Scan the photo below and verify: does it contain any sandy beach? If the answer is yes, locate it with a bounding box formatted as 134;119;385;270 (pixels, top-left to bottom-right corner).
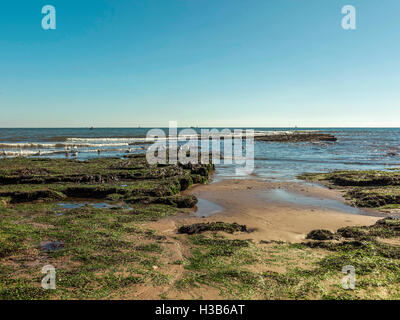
135;178;384;299
151;178;380;243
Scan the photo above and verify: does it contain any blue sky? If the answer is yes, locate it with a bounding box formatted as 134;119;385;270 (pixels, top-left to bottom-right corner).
0;0;399;127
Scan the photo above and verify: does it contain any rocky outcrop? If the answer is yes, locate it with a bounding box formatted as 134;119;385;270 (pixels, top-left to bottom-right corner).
255;132;337;143
178;222;248;235
298;170;400;209
0;157;213;206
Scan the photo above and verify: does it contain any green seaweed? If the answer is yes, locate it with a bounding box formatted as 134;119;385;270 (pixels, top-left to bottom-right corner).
298;170;400;209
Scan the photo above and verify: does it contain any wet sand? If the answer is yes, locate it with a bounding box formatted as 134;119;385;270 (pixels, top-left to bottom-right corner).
151;179;380;243
136;178;383;299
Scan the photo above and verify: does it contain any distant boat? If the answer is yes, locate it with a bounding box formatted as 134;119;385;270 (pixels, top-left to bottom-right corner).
90;126;94;130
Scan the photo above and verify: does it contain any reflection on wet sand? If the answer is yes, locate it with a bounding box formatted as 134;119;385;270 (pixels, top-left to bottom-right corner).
194;198;223;217
261;188;367;215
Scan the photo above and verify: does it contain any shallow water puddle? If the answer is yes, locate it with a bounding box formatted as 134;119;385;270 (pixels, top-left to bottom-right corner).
262;189;365;215
91;203;114;209
58;203;85;209
194;198;223;217
57;202;132;211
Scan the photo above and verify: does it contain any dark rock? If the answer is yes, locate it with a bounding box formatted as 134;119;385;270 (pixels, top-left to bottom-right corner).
348;189;400;207
174;195;198;208
63;186;117;199
191;174;208;184
128;141;153;146
259;240;286;244
337;226;367;239
178;222;248;235
127;194;198;208
179;175;193;191
40;241;64;252
255;133;337;143
0;157;213;211
375;217;400;225
10;189;66;203
306;229;335;240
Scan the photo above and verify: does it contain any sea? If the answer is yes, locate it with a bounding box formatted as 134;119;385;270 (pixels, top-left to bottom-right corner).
0;128;399;182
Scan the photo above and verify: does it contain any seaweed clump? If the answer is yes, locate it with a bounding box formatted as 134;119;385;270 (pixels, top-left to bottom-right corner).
178;222;248;235
306;229;336;241
305;217;400;243
298;170;400;210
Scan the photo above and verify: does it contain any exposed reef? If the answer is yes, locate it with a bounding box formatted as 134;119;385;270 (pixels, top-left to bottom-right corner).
0;154;216;299
304;217;400;256
255;132;337;143
298;169;400;210
0;155;214;206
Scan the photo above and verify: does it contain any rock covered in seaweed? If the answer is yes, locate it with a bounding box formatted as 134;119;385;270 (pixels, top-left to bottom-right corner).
178;222;248;235
0;156;213;206
298;170;400;210
306;229;336;240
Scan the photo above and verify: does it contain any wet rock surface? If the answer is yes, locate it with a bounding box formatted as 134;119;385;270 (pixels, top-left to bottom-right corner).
126;194;198;208
0;155;214;206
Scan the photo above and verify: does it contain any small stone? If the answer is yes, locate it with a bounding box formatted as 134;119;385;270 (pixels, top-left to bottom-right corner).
40;241;64;252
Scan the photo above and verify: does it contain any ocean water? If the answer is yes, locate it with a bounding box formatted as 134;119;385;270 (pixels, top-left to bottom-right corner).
0;128;399;181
